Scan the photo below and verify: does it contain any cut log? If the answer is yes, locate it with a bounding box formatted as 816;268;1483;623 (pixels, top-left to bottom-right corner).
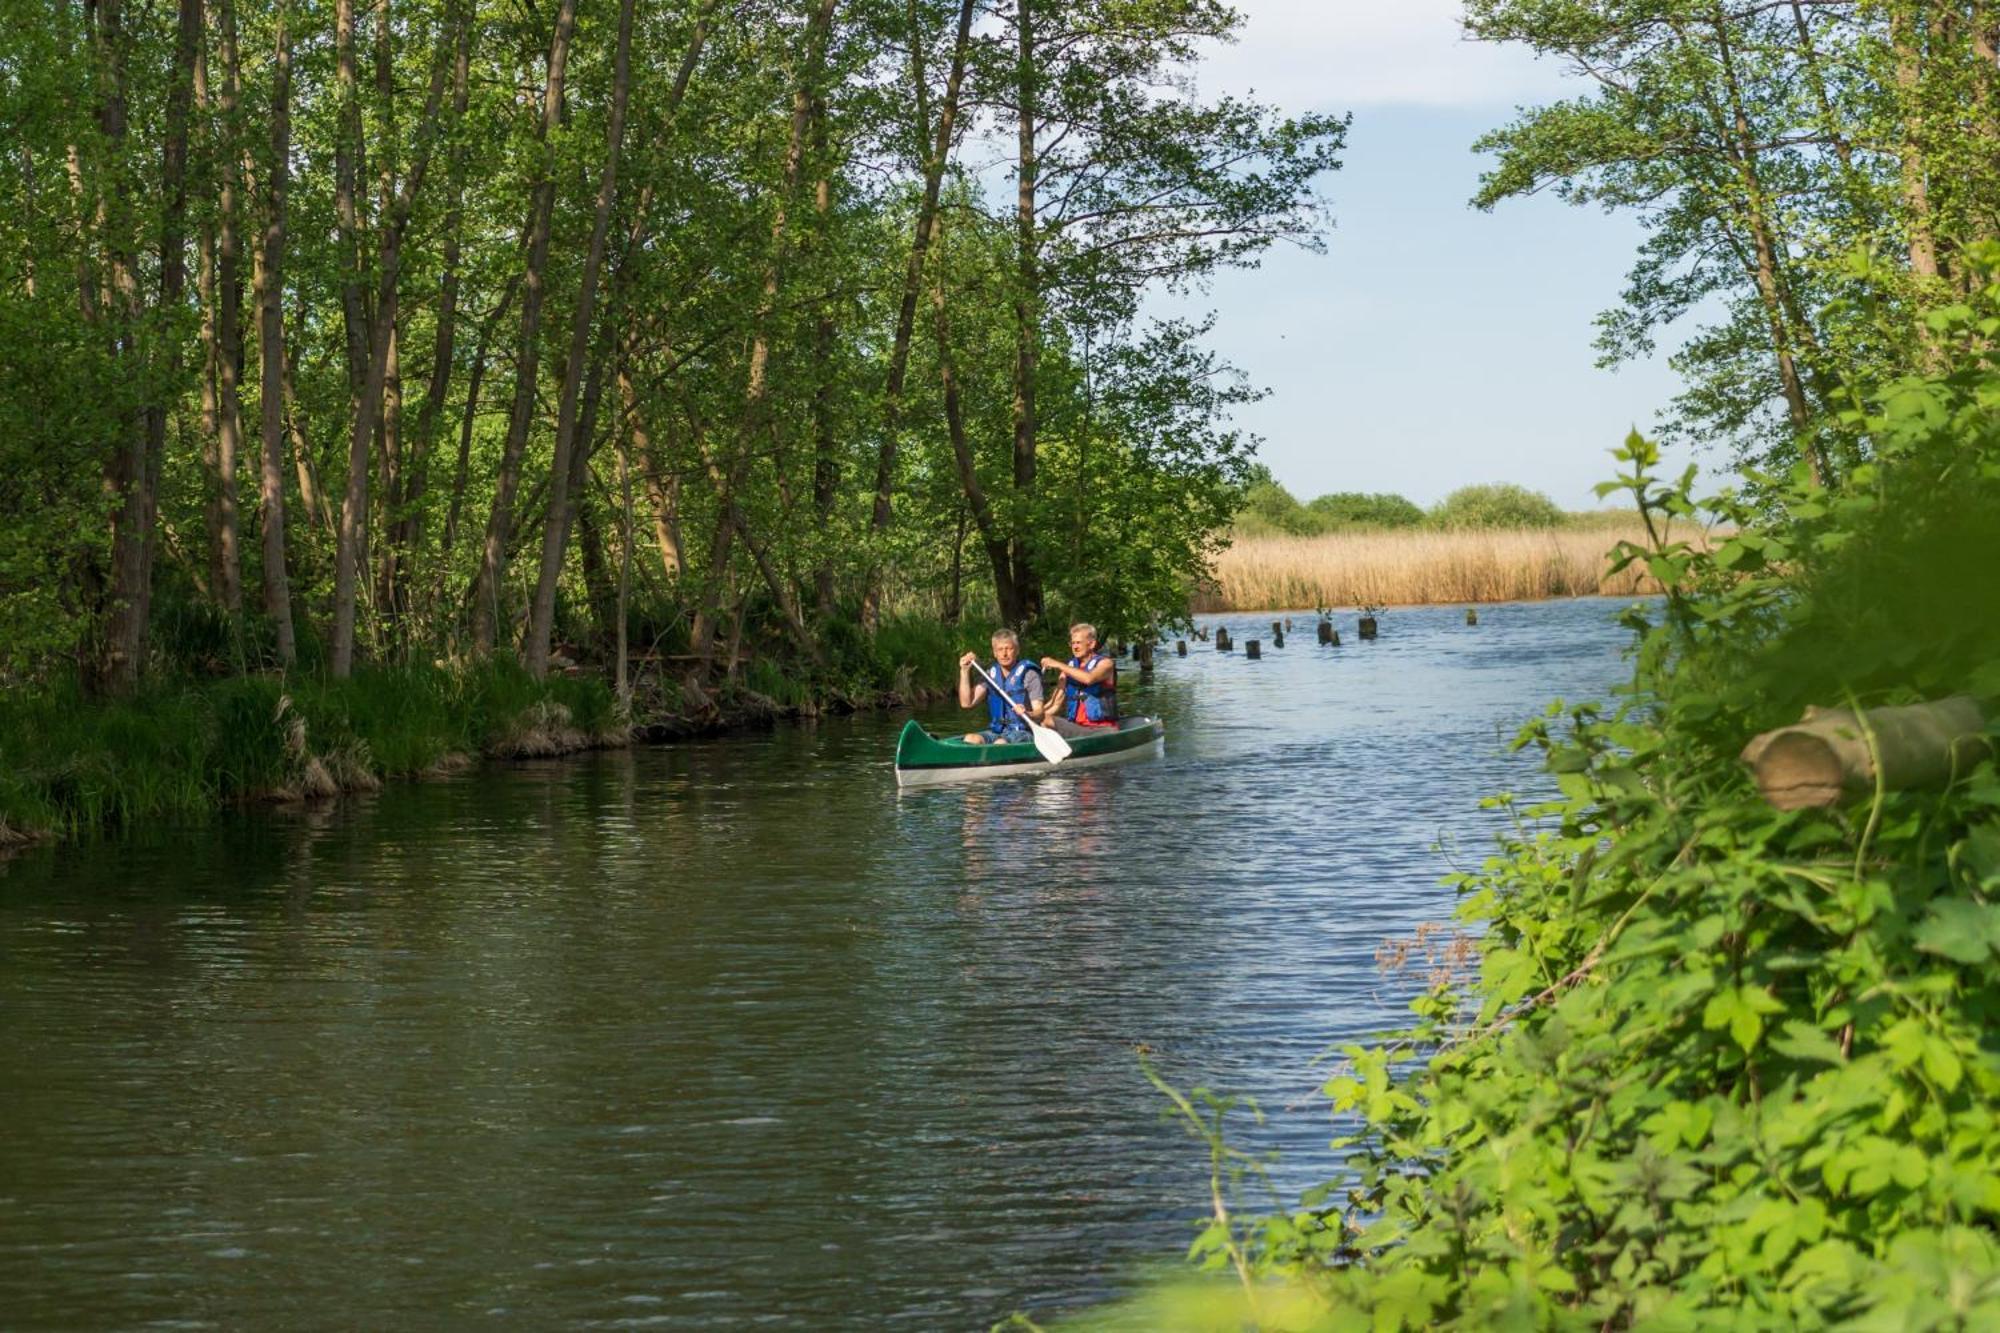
1740;696;1988;810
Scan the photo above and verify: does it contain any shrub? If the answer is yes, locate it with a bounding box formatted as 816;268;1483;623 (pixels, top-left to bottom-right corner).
1427;481;1566;529
1304;491;1423;529
1235;475;1316;536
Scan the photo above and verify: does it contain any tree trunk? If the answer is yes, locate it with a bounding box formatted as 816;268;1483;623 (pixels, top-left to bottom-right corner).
213;0;246;617
1009;0;1041;623
932;243;1016;620
281;341;334;540
523;0;637;678
615;395;635;706
621;351;682;578
809;99;837;621
256;0;296;664
333;0;368;401
471;0;578;656
1891;5;1942;282
90;0;175;695
375;319;403;618
329;14;453;677
393;10;473;636
1707;9;1824;482
1742;697;1988;810
441;274;521;566
862;0;976;629
691;0;837;665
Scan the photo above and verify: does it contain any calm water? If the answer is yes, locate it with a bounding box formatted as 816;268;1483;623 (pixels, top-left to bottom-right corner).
0;599;1639;1328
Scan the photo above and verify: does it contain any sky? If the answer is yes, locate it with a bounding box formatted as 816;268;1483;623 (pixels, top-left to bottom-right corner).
1157;2;1701;509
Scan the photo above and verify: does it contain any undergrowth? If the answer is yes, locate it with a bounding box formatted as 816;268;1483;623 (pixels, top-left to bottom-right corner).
1088;263;2000;1329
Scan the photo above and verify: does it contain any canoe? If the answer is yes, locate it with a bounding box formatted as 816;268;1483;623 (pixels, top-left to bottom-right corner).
893;715;1165;788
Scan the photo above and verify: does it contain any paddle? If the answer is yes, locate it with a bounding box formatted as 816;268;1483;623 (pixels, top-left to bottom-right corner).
972;661;1071;764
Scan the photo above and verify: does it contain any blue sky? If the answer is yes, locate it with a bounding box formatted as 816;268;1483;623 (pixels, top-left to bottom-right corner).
1158;2;1703;510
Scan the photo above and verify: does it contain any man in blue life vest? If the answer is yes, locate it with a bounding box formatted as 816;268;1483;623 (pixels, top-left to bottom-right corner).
956;628;1045;744
1036;622;1118;738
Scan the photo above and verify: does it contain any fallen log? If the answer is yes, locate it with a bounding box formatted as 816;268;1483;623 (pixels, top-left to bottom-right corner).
1740;696;1989;810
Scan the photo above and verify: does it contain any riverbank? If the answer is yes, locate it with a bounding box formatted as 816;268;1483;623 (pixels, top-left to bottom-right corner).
1194;520;1708;611
0;619;970;848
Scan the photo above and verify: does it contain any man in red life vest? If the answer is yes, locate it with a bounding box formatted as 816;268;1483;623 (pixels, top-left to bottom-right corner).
1035;622;1119;738
956;628;1045;743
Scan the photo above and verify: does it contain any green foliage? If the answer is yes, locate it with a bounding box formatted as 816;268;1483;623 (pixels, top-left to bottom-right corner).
1305;492;1424;529
1098;262;2000;1330
1427;482;1566;530
1232;470;1428;538
1234;473;1316;537
0;662;616;840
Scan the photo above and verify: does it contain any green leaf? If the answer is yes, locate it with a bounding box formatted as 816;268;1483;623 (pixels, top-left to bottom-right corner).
1913;899;2000;964
1768;1020;1844;1066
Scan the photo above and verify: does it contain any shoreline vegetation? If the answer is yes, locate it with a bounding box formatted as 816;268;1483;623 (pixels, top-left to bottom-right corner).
0;623;979;849
1196;518;1700;612
0;2;1344;848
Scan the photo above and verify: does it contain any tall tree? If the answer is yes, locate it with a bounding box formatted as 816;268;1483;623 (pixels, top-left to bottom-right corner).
523;0;639;678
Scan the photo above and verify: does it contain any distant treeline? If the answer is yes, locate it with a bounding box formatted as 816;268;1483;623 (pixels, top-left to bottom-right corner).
1233;468;1581;537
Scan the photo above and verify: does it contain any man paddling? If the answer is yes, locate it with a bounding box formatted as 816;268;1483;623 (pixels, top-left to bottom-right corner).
1037;622;1119;737
956;629;1045;744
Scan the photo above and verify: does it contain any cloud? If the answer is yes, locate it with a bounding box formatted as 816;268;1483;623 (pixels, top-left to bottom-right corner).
1192;1;1575;111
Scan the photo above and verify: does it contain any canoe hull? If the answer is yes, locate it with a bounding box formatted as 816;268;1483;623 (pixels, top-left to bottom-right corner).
893;716;1165;788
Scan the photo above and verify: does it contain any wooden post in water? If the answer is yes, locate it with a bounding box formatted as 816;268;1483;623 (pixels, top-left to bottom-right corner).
1465;608;1478;625
1316;620;1334;645
1273;629;1284;648
1244;639;1261;659
1175;639;1187;656
1137;639;1154;672
1358;616;1378;640
1271;620;1282;639
1216;628;1232;651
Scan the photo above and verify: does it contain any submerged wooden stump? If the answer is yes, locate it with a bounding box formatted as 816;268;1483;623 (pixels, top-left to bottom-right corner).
1272;620;1283;639
1137;640;1154;672
1465;608;1479;626
1740;696;1989;810
1358;616;1378;640
1175;640;1187;656
1316;620;1334;645
1273;630;1284;648
1245;639;1261;659
1216;628;1232;651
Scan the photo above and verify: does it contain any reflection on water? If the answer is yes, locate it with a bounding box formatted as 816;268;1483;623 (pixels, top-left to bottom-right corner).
0;599;1639;1327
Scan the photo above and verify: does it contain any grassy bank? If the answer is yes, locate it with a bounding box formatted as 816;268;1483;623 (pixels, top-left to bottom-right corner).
0;661;626;844
0;616;990;847
1195;518;1705;611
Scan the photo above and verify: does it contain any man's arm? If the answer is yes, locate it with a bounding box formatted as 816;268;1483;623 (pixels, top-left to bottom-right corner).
1041;654;1113;685
957;652;987;709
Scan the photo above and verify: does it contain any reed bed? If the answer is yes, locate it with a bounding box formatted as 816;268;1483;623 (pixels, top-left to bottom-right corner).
1197;521;1709;611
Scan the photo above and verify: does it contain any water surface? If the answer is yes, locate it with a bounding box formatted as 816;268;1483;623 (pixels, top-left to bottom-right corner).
0;599;1639;1327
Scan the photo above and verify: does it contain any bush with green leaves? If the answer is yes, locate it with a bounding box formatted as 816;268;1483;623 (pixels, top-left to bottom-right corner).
1305;492;1424;529
1427;482;1567;529
1098;275;2000;1331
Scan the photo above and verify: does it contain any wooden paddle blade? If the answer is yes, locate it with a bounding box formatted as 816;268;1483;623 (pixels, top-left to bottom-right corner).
1031;723;1071;764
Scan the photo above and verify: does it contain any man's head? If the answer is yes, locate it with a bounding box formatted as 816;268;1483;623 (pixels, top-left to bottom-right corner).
1068;622;1099;658
991;628;1020;667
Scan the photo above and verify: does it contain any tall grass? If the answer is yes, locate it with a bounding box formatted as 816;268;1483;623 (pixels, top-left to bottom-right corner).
1197;519;1709;611
0;661;619;843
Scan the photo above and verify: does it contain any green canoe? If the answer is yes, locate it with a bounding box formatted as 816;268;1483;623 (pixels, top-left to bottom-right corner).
893;715;1165;788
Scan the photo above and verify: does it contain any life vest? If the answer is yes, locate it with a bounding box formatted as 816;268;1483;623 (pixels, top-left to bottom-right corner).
1063;653;1118;727
985;660;1041;733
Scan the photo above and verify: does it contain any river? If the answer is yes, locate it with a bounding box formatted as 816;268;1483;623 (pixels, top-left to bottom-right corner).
0;598;1640;1328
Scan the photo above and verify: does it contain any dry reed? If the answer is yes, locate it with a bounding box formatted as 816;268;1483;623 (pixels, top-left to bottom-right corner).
1197;521;1707;611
